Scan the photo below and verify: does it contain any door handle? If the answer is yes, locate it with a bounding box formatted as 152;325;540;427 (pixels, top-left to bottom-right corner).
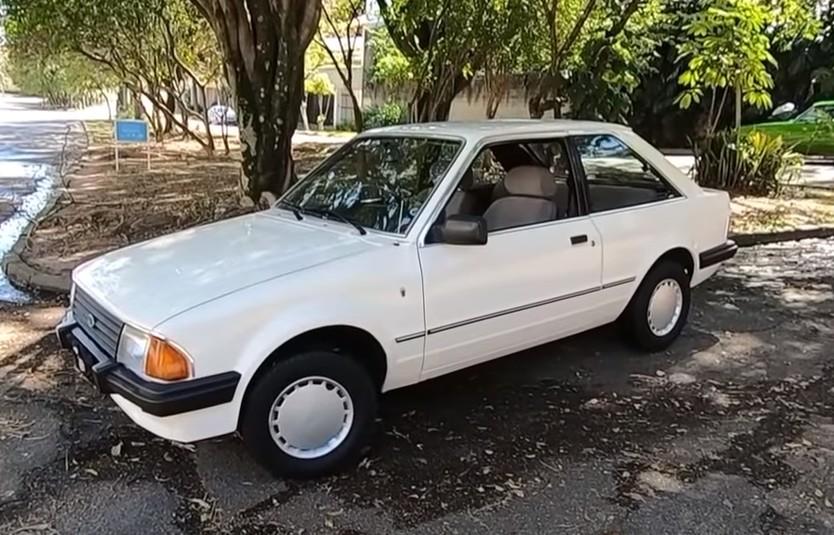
571;234;588;245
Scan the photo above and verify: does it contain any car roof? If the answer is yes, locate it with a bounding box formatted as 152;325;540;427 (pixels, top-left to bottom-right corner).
363;119;631;143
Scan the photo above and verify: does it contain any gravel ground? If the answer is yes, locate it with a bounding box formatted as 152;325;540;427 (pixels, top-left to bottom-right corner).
0;239;832;535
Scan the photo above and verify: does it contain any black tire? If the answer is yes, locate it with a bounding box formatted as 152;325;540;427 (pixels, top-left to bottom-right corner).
240;350;378;479
621;260;691;352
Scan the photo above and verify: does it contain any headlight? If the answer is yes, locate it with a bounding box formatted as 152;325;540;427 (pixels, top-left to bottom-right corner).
116;324;151;375
116;325;192;381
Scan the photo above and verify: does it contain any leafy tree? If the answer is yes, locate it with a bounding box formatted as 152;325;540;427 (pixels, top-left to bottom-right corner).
4;0;222;152
377;0;524;122
305;72;335;129
523;0;646;118
675;0;821;134
367;26;413;89
191;0;321;201
565;0;666;122
316;0;366;131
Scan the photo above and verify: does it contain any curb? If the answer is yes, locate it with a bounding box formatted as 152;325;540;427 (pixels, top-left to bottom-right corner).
731;225;834;247
2;121;89;295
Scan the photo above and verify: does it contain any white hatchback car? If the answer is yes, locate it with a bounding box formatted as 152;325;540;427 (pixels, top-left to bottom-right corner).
57;120;737;478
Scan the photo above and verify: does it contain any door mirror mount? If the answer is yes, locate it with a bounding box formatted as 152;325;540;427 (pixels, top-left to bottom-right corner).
439;215;487;245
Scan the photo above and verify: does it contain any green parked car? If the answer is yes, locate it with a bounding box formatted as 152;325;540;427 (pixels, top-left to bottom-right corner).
740;100;834;157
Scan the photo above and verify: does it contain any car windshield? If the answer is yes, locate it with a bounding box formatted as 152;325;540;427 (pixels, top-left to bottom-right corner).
795;104;834;122
281;136;462;235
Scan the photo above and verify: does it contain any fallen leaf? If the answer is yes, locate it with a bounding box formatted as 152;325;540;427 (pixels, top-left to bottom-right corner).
188;497;211;510
83;468;98;476
110;442;123;457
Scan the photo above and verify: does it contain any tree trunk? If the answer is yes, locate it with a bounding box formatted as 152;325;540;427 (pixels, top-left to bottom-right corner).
349;92;364;132
192;0;321;201
528;96;559;119
485;77;508;119
410;73;470;123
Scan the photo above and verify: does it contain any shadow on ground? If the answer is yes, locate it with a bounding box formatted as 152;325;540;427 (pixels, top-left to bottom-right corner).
0;240;833;534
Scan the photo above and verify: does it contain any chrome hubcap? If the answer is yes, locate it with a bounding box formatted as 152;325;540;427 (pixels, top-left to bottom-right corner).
268;376;354;459
647;278;683;337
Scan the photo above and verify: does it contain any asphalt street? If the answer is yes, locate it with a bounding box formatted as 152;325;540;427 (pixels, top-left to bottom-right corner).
0;238;832;534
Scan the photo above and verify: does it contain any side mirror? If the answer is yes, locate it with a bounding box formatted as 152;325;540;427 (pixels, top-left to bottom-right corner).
439;215;487;245
770;102;796;119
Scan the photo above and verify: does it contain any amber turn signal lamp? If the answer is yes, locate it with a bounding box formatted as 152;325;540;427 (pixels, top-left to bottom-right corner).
144;337;191;381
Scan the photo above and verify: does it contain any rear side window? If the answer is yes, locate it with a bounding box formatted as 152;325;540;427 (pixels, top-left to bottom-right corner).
573;134;679;213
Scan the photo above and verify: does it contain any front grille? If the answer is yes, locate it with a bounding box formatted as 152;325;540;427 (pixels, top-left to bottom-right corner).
72;289;124;358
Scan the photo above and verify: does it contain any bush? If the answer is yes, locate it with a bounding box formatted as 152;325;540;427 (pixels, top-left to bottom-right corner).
692;130;804;196
363;101;406;130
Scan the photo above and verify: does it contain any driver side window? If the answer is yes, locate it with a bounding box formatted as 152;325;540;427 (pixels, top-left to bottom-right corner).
437;137;579;235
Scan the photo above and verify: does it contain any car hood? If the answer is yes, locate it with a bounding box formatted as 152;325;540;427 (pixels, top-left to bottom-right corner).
72;212;376;329
740;120;793;131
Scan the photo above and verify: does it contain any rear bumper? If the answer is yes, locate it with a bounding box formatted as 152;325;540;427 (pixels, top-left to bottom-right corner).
699;240;738;269
56;318;240;418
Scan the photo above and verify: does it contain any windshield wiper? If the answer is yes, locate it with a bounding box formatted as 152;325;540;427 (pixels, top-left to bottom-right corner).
276;200;303;221
303;206;367;235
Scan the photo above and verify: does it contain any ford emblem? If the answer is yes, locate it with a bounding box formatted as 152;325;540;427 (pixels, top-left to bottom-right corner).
86;313;96;329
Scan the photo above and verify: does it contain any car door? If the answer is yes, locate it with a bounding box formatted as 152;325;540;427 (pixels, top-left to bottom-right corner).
570;133;687;319
417;138;603;379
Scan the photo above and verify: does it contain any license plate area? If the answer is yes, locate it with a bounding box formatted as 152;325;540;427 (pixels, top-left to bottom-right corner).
71;343;96;385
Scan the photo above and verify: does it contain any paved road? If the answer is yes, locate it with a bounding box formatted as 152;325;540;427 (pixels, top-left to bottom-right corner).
0;94;106;301
0;238;832;534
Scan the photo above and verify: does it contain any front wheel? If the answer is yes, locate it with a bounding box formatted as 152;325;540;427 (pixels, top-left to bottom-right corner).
621;261;691;352
240;350;378;479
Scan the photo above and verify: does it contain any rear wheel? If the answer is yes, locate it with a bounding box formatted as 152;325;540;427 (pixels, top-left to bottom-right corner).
621;261;691;352
240;350;378;479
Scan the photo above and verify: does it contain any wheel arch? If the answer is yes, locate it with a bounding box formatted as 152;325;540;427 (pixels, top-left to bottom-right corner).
237;325;388;427
651;247;696;282
618;245;696;320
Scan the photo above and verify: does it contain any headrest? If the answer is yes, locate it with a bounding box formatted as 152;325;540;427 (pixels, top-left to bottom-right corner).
502;166;557;198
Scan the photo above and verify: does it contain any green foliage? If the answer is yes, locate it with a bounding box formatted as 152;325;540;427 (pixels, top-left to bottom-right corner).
367;27;413;88
6;50;111;107
4;0;222;150
566;0;667;121
693;129;804;196
363;101;406;129
305;72;335;96
378;0;526;121
676;0;777;114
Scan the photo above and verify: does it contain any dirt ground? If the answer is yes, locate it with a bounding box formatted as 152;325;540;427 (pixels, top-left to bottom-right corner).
18;121;336;279
731;189;834;234
0;238;832;535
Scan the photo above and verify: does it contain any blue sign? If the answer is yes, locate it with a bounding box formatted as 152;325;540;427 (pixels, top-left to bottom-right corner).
115;120;149;143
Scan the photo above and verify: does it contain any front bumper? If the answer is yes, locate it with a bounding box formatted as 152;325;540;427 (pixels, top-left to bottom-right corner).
57;319;240;418
699;240;738;269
